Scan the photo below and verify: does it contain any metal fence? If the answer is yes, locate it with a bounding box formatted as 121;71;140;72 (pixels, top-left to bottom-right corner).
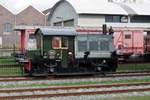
117;63;150;72
0;64;24;76
0;49;20;57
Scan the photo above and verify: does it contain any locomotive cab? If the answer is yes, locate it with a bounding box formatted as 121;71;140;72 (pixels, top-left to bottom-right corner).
28;28;77;76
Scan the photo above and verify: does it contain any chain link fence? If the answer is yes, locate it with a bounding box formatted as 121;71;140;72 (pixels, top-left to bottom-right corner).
0;64;24;76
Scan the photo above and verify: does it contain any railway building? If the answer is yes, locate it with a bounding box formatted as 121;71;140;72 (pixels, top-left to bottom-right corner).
0;4;47;56
48;0;150;28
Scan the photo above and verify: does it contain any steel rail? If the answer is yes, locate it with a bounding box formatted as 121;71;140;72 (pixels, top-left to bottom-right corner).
0;82;150;93
1;86;150;100
0;71;150;82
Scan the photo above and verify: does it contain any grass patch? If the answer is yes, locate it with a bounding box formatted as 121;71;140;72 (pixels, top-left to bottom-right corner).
0;57;17;64
117;63;150;72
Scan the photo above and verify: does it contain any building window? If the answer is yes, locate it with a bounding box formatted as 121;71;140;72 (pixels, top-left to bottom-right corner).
105;15;128;23
130;15;150;23
3;23;12;33
27;34;37;50
120;16;128;23
33;23;42;26
64;19;74;26
54;19;74;27
53;22;62;26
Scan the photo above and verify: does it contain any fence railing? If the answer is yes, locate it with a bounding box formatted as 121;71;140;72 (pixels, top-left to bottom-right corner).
0;49;21;57
117;63;150;72
0;64;24;76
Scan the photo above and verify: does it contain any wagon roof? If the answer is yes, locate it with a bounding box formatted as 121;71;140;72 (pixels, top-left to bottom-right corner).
35;27;78;36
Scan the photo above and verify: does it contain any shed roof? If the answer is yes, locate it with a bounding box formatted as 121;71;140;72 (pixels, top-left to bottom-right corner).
53;0;128;15
52;0;150;16
119;3;150;15
35;28;77;36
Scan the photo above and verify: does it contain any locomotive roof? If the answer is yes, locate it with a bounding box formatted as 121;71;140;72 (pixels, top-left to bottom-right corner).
35;28;77;36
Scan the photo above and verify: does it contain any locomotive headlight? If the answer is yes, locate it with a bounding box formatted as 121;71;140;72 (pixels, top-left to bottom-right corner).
68;52;72;55
50;68;54;72
97;67;101;71
102;59;106;64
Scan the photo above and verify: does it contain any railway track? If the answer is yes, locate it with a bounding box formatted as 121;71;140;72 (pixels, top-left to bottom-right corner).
107;71;150;77
1;82;150;99
0;71;149;82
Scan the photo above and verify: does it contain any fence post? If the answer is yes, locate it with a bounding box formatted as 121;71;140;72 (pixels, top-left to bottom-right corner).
20;63;24;76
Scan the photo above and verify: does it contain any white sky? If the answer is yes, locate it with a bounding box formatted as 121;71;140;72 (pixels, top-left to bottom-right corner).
0;0;149;14
0;0;59;14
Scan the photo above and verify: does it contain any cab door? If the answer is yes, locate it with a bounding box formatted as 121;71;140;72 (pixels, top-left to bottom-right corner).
61;37;69;67
52;36;74;68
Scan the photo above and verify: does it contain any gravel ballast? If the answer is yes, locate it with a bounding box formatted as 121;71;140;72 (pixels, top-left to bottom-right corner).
22;91;150;100
0;76;150;88
0;85;150;97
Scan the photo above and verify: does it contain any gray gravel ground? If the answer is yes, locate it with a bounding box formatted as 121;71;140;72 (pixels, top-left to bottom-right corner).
21;91;150;100
0;76;149;99
0;76;150;88
0;85;150;97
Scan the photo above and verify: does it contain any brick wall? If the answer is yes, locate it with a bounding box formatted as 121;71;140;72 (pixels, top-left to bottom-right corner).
16;6;46;26
0;5;15;48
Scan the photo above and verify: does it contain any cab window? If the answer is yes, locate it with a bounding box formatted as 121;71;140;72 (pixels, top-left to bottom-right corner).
52;37;61;49
89;41;98;51
61;37;68;48
78;41;87;52
100;40;109;51
52;37;68;49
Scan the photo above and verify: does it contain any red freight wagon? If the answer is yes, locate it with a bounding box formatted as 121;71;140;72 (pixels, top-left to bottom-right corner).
114;30;144;57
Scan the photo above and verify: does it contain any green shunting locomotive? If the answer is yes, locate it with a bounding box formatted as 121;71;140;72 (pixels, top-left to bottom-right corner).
23;27;118;76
